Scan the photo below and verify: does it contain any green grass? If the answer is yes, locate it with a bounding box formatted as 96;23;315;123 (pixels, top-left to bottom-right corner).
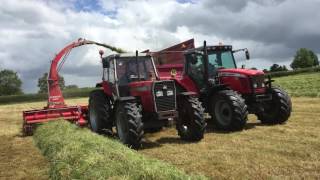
1;97;320;179
33;120;206;180
140;97;320;179
274;72;320;97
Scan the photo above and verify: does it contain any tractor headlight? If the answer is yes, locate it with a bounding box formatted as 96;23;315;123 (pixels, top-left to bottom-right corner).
253;83;258;88
156;91;163;97
167;90;174;96
261;83;265;88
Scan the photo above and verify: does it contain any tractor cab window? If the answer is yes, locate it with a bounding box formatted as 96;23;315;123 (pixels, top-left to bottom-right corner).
108;60;115;83
186;54;206;88
116;56;155;85
208;51;236;71
116;56;156;96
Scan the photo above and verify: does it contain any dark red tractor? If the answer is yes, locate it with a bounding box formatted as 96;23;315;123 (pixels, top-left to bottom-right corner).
154;39;292;130
154;40;248;131
89;51;206;148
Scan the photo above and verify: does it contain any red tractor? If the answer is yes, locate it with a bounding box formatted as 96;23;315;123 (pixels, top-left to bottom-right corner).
155;39;292;130
89;51;206;148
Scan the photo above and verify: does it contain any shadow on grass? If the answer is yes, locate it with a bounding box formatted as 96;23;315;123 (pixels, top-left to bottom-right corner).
141;140;162;149
205;121;267;134
141;137;193;150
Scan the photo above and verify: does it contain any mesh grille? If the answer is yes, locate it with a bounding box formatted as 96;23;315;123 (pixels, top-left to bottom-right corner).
153;81;176;112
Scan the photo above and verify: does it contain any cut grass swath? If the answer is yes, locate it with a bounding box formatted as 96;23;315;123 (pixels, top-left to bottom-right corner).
33;120;206;180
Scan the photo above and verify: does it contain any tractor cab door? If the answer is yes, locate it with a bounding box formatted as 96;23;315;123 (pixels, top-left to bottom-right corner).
185;53;206;89
108;60;117;95
116;60;131;97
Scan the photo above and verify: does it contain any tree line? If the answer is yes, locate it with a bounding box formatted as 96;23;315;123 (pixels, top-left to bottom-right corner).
0;71;78;96
263;48;319;73
0;48;319;96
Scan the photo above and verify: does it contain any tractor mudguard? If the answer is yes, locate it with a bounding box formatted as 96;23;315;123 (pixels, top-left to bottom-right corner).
96;83;102;88
208;84;230;96
178;91;197;96
102;81;112;97
118;96;136;102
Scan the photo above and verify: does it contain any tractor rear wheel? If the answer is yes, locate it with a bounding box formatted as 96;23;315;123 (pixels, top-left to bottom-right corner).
176;96;206;141
257;87;292;124
88;90;112;134
115;102;143;149
210;90;248;131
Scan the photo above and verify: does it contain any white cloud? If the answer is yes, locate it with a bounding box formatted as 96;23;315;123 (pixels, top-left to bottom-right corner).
0;0;319;93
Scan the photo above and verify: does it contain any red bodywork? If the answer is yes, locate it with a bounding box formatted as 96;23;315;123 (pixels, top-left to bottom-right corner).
129;81;155;112
154;39;199;93
154;39;267;95
219;68;266;94
22;38;120;134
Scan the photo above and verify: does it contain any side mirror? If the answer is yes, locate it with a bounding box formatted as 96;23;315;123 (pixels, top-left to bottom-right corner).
245;49;250;60
102;57;110;68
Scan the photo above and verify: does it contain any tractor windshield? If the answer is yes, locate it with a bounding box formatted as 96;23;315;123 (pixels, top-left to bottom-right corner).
208;50;236;69
116;56;156;86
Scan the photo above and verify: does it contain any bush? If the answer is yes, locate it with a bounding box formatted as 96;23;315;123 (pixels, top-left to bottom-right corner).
33;121;206;180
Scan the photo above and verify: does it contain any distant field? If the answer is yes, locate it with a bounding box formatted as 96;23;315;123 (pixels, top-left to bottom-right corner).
0;71;319;105
274;72;320;97
1;97;320;179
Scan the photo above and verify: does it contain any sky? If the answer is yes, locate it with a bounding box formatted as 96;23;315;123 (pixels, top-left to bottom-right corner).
0;0;319;93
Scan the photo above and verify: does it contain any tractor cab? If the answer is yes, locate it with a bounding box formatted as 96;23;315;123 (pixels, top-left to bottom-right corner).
184;42;269;97
101;52;158;97
183;44;239;90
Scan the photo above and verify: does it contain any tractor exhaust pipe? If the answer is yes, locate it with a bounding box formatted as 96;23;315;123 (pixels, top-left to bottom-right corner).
136;50;140;81
203;41;209;84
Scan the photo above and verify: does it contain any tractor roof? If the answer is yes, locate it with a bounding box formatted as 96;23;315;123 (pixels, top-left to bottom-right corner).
106;52;151;59
185;45;233;54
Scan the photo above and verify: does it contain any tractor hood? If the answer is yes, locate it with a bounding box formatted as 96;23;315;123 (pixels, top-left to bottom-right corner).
218;68;265;76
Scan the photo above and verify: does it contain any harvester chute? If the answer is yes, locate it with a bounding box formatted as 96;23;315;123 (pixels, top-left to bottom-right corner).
22;38;125;135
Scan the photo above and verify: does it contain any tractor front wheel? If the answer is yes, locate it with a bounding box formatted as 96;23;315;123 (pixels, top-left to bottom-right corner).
257;87;292;124
176;96;206;141
115;102;144;149
210;90;248;131
88;90;111;134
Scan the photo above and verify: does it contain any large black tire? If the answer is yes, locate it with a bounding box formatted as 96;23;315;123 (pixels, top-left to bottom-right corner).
115;102;144;149
210;90;248;131
88;90;111;134
176;96;206;141
257;87;292;124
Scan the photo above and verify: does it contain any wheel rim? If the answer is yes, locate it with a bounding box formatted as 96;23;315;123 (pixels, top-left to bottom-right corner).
116;108;128;142
89;105;98;132
179;103;191;134
181;125;188;133
214;100;232;126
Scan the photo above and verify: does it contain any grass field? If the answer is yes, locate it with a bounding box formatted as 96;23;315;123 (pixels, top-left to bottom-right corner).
274;72;320;97
1;97;320;179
